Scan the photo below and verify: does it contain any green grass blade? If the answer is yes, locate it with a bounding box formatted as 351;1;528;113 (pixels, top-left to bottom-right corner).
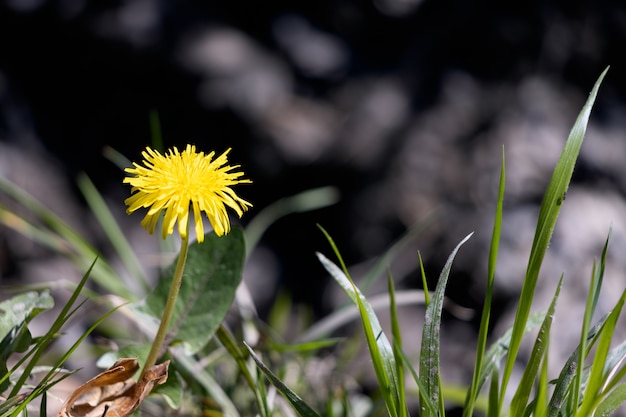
388;274;408;417
499;67;608;409
547;312;610;417
534;341;550;417
463;147;505;417
245;343;322;417
478;311;545;398
77;173;148;290
9;258;97;397
509;277;562;417
419;250;430;305
396;341;438;415
0;177;132;299
317;226;403;416
572;230;611;410
575;289;626;417
595;383;626;417
216;325;269;417
420;233;473;417
487;369;500;417
316;249;401;416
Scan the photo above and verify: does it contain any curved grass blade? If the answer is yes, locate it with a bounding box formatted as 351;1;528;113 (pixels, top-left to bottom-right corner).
419;232;473;417
317;224;407;416
316;248;402;416
499;67;609;410
245;343;322;417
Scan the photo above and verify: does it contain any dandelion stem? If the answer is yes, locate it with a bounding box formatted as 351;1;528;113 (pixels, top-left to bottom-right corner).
141;233;190;378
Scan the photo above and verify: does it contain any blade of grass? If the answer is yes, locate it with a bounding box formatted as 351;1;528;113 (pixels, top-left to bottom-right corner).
245;343;322;417
0;178;132;299
509;277;562;417
420;232;473;417
478;311;546;398
463;147;505;417
595;383;626;417
575;289;626;417
388;274;408;417
547;311;610;417
419;251;430;306
534;341;550;417
77;173;148;290
396;341;438;415
216;325;270;417
573;230;611;410
316;226;402;417
499;67;608;411
9;258;97;397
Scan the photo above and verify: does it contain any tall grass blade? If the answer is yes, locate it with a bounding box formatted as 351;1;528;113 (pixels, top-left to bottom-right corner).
477;311;545;397
463;147;505;417
317;226;403;416
595;383;626;417
419;232;473;417
77;173;148;290
509;277;562;417
499;67;608;409
388;275;408;417
534;342;550;417
572;231;611;410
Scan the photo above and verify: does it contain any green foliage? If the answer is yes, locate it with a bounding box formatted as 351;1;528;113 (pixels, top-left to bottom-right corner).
3;66;626;417
141;227;245;354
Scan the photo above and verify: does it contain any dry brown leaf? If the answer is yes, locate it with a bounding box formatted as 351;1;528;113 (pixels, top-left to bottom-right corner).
55;358;169;417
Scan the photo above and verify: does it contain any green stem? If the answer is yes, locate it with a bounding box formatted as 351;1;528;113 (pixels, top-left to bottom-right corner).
140;233;190;379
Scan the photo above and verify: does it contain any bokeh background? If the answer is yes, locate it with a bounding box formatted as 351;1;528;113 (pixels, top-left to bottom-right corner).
2;0;626;408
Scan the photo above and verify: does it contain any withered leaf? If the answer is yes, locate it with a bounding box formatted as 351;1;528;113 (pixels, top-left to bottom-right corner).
55;358;169;417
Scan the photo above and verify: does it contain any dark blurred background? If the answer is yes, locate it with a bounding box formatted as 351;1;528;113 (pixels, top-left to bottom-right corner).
2;0;626;394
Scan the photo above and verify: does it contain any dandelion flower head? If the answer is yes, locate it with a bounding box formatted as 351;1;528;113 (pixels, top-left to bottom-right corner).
124;145;251;242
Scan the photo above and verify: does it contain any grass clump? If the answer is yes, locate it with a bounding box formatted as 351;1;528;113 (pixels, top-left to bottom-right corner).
1;67;625;417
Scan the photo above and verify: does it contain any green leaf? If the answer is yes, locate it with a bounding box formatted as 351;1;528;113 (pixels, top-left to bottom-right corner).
509;277;562;417
499;67;608;408
141;227;246;354
596;383;626;417
420;233;473;417
316;250;401;417
547;312;609;417
464;147;505;417
246;343;322;417
0;292;53;341
575;290;626;417
479;311;546;396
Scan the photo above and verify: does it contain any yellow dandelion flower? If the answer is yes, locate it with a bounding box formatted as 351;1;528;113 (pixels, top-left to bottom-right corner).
124;145;251;242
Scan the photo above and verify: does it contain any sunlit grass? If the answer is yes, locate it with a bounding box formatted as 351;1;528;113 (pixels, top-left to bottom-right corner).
1;67;625;417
